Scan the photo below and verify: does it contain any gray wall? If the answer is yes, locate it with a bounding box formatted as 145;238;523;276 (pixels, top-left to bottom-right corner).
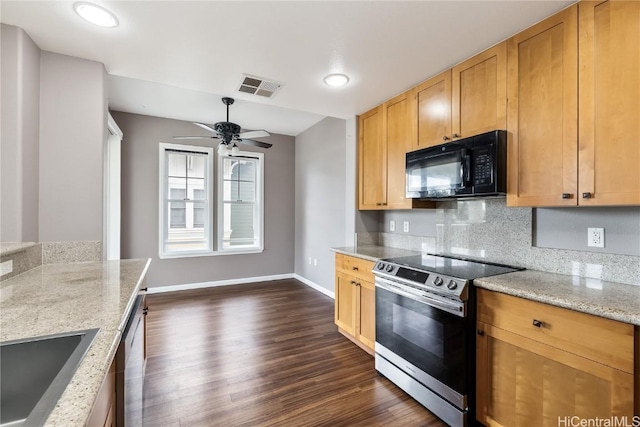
535;207;640;256
39;52;107;242
379;204;640;257
113;112;295;287
1;24;40;242
294;117;348;293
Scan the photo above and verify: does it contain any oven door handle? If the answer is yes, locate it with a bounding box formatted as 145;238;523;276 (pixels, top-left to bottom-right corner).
375;278;465;317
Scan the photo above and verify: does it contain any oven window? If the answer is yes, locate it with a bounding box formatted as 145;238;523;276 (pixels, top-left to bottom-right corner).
376;286;469;395
392;304;444;358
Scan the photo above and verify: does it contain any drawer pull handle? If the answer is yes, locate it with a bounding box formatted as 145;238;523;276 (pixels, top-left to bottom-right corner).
561;193;572;199
452;133;461;138
143;307;149;315
477;330;484;336
352;266;359;271
532;319;543;328
582;192;592;199
350;280;357;285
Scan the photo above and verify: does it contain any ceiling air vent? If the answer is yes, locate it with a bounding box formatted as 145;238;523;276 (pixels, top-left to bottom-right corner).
238;74;283;98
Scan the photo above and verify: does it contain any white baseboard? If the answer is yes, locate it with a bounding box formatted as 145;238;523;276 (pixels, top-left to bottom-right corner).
293;274;335;299
147;273;294;294
147;273;335;299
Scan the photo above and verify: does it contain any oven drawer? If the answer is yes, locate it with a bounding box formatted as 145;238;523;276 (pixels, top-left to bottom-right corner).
335;253;375;282
477;289;634;373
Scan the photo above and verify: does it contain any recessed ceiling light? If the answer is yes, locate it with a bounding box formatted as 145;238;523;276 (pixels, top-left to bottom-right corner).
73;2;119;28
323;73;350;87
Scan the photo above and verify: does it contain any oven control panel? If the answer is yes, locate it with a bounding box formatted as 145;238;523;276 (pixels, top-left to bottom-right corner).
373;260;468;300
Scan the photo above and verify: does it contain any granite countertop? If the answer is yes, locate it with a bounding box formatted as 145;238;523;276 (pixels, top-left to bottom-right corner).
474;269;640;326
330;245;421;262
1;241;37;257
0;258;151;426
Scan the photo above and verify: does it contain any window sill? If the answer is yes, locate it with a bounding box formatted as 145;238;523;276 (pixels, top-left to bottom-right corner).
159;248;264;259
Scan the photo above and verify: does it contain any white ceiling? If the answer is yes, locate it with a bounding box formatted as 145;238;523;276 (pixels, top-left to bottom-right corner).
1;1;574;136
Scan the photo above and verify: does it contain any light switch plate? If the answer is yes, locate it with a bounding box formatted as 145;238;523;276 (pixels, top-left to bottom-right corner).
1;259;13;276
389;220;396;232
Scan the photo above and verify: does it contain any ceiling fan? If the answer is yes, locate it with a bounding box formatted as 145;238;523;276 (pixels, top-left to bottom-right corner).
173;97;272;155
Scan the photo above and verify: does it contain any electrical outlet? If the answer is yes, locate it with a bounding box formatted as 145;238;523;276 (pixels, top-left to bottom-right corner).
308;257;312;265
588;227;605;248
1;260;13;276
403;221;409;233
313;258;318;266
389;220;396;232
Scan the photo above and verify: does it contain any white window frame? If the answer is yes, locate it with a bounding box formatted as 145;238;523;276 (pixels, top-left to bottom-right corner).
217;151;264;254
158;143;214;259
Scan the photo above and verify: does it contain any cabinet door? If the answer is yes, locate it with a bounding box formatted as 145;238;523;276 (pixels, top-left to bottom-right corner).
506;5;578;207
416;70;452;149
579;0;640;205
452;42;507;140
385;90;415;209
476;322;634;427
358;105;386;209
355;279;375;351
335;271;357;336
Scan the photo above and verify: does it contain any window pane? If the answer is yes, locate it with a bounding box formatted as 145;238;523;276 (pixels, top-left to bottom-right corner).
169;201;186;229
189;179;206;200
188;155;205;178
168;153;187;177
193;202;205;228
221;202;255;248
239;182;255;202
237;160;255;182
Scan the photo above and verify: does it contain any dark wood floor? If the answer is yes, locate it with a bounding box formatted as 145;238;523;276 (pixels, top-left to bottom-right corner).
143;279;447;426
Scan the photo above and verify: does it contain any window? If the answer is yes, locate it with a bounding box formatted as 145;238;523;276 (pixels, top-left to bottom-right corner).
217;151;264;252
159;143;213;258
159;144;263;258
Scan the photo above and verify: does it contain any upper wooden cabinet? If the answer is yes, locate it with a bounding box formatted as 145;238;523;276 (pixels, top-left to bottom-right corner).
578;0;640;205
358;91;433;210
507;5;578;207
358;105;386;209
451;42;507;140
416;70;452;149
508;1;640;207
415;43;506;150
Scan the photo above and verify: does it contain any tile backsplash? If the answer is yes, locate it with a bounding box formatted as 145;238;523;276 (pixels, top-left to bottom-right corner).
364;199;640;286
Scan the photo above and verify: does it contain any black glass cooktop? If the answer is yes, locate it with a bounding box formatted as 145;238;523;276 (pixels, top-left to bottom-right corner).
382;254;523;281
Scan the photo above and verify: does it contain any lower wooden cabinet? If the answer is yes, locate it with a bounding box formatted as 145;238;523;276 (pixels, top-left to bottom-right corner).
87;358;116;427
476;289;635;426
335;254;376;353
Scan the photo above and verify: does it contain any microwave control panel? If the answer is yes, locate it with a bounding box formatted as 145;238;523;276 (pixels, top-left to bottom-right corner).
473;148;494;186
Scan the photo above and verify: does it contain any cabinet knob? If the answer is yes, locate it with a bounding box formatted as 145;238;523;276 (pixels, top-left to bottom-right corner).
352;266;359;271
561;193;572;199
532;319;543;328
582;192;592;199
442;136;450;141
141;287;148;292
376;203;382;206
477;330;485;336
452;133;461;138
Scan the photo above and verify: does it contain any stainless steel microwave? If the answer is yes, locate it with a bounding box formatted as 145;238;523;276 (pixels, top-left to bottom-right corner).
406;130;507;200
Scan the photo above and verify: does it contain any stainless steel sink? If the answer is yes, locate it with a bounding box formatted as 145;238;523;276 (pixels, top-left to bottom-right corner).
0;329;99;427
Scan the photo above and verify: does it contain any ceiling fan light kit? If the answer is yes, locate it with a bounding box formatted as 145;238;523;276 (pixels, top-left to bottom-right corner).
174;97;273;154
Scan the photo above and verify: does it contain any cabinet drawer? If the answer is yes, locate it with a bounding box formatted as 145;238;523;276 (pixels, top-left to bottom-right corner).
335;253;375;282
477;289;634;373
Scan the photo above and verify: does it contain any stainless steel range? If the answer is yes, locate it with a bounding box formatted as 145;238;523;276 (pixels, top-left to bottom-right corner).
372;254;522;427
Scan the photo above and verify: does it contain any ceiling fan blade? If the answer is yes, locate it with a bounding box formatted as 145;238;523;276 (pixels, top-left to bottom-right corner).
173;136;219;140
239;130;270;139
237;138;272;149
193;122;217;133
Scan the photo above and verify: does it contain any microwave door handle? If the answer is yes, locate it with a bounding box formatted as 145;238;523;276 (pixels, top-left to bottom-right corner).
463;152;472;186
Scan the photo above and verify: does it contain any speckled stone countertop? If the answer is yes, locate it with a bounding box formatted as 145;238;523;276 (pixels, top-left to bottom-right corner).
1;241;37;256
330;245;421;262
0;259;151;426
474;270;640;326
